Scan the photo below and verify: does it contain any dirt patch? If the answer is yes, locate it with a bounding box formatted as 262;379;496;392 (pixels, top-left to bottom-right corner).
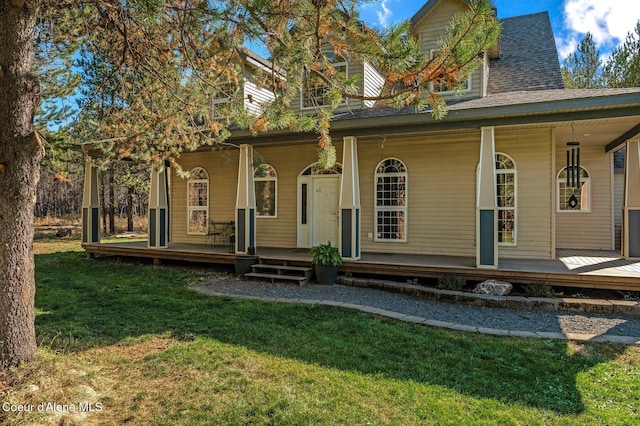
107;338;178;361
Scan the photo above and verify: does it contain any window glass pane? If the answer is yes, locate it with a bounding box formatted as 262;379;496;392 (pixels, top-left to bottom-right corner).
495;154;516;245
255;164;276;178
375;158;407;241
255;180;276;217
302;62;346;108
376;210;406;240
301;183;307;224
191;168;208;180
558;166;590;211
188;182;208;207
189;210;207;234
188;167;209;234
498;210;514;243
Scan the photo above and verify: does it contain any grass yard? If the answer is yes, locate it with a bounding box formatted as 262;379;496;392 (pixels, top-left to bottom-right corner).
0;240;638;425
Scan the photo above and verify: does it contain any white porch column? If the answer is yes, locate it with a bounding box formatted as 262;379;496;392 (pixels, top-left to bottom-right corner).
622;140;640;258
339;136;361;260
148;161;169;249
476;127;498;268
235;144;256;254
81;156;100;245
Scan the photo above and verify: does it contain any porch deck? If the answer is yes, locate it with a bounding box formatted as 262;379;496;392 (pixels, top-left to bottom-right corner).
82;241;640;291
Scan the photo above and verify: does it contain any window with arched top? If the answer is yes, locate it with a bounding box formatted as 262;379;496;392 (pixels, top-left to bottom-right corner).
495;153;517;245
557;166;591;212
187;167;209;234
254;164;277;217
375;158;407;242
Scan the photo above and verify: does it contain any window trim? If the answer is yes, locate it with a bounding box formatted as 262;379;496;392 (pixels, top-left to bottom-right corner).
429;50;472;94
374;157;408;243
300;58;349;110
254;163;278;218
495;152;517;246
187;167;209;235
556;166;592;213
211;82;240;119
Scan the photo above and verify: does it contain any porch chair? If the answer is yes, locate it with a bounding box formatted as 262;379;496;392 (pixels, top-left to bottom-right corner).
205;220;223;247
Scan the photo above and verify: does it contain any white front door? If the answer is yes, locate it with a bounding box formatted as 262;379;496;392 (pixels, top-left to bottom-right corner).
312;177;340;246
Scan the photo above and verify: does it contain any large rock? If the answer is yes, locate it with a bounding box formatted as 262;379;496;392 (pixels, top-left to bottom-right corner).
56;227;72;238
473;280;513;296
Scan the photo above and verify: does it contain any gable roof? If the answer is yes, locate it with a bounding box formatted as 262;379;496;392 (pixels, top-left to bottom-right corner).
488;12;564;94
410;0;471;27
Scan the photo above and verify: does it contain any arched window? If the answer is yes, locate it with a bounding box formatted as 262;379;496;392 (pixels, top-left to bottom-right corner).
187;167;209;234
557;166;591;212
496;153;517;245
254;164;277;217
375;158;407;241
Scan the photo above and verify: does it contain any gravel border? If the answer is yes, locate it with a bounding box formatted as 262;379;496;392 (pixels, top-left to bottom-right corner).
191;273;640;344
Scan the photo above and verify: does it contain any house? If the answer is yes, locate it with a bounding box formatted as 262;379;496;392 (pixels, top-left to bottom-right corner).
82;0;640;288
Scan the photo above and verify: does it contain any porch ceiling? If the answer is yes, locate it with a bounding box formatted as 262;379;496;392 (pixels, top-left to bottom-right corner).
500;116;640;150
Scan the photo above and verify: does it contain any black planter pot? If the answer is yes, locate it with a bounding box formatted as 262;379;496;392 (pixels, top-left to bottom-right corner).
235;255;258;276
314;264;338;285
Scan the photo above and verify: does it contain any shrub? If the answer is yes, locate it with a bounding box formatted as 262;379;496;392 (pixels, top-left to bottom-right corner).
522;282;554;298
437;275;466;291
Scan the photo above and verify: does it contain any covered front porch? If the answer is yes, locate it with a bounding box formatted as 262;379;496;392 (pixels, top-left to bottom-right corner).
82;241;640;291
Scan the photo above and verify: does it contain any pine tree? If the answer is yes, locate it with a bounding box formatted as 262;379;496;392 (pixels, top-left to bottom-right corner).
0;0;500;369
562;32;602;89
603;21;640;88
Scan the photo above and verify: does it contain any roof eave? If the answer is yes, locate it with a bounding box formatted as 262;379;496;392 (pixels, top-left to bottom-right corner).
226;93;640;145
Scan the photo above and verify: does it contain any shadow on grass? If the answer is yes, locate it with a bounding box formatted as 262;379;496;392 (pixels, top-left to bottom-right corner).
35;251;628;415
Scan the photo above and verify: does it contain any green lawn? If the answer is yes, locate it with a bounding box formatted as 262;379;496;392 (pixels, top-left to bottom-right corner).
1;240;639;425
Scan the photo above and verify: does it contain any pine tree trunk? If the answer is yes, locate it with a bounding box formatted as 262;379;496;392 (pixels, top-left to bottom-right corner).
127;186;134;232
101;174;107;234
108;169;115;234
0;0;42;370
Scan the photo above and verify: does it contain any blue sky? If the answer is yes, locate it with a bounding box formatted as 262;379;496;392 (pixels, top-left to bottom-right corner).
358;0;640;62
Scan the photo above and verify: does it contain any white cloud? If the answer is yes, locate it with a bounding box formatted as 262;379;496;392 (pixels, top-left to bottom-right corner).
562;0;640;55
377;0;393;28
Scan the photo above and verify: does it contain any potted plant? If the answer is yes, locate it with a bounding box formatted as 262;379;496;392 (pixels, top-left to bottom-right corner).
310;241;342;284
226;227;235;244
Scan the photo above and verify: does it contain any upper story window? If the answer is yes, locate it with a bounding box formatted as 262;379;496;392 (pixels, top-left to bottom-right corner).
187;167;209;234
496;153;517;245
254;164;277;218
430;50;471;94
375;158;407;242
211;82;239;119
557;166;591;212
301;54;348;110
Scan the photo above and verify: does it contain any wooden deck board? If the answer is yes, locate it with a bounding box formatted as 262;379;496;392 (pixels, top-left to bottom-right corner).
83;242;640;291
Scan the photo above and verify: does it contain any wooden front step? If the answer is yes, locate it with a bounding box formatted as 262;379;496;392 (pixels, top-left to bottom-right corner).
245;263;313;285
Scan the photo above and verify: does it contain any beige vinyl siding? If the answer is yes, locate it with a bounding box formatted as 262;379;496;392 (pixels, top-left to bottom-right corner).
555;145;614;250
170;152;238;245
170;142;340;248
243;68;275;117
254;143;342;248
413;0;483;100
495;128;553;259
359;133;479;257
363;62;384;108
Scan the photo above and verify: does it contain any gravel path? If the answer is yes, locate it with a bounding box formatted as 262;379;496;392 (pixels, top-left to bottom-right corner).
192;273;640;341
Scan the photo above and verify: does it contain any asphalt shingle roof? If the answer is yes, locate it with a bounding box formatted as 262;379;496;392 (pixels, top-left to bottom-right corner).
488;12;565;94
333;88;640;122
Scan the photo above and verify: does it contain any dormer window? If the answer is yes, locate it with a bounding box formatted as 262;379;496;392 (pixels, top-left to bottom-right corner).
429;50;471;94
301;54;348;110
211;82;238;119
